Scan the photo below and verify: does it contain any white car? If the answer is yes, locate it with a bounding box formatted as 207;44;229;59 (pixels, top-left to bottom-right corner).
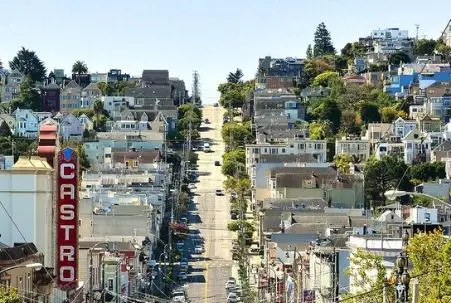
194;245;204;254
227;292;238;303
171;290;186;302
188;183;196;190
178;271;187;280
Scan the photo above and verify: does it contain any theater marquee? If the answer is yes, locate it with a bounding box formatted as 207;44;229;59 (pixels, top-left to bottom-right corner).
56;147;79;289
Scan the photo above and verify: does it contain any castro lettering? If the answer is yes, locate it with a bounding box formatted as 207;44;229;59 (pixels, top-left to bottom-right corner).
56;149;79;289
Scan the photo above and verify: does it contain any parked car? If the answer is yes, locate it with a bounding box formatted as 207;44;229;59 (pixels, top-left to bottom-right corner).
180;217;188;225
214;160;221;166
176;242;184;253
180;258;189;270
215;189;225;196
213;103;219;107
188;183;196;190
249;244;261;255
194;245;204;254
227;292;238;303
204;118;210;124
171;290;187;302
178;270;188;280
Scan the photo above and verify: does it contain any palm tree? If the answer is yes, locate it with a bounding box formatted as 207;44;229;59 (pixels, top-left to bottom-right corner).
72;61;88;75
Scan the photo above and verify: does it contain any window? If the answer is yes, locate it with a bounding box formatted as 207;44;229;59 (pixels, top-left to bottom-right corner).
281;148;286;153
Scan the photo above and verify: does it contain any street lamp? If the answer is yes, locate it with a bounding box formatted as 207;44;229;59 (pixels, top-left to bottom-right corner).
384;190;451;207
393;230;410;303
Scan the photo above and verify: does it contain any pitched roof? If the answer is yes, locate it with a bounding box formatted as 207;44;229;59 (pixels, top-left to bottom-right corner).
43;82;60;90
259;154;317;164
124;86;171;98
62;80;81;93
83;82;101;91
267;166;336;178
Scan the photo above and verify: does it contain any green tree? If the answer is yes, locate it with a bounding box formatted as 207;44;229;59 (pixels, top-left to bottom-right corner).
340;110;360;135
308;121;332;140
309;98;341;132
13;76;41;111
388;51;411;65
313;22;336;57
0;120;12;137
407;230;451;303
334;153;353;174
364;155;411;209
224;177;251;196
343;249;390;303
114;80;138;96
93;98;104;115
360;102;381;124
0;286;22;303
414;39;438;56
311;71;339;87
227;68;244;84
306;44;313;59
341;42;365;60
304;58;333;83
222;149;246;177
97;81;114;96
221;122;253;150
436;41;451;62
9;47;47;82
72;60;88;75
380;106;405;123
409;161;446;182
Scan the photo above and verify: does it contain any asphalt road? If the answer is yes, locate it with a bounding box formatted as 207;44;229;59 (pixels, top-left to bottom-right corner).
186;106;235;303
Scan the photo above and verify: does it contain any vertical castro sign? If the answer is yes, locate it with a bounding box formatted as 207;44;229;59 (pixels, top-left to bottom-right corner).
56;147;79;289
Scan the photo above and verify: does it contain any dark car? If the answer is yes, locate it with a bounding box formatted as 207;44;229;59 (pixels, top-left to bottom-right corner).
213;103;219;107
215;160;221;166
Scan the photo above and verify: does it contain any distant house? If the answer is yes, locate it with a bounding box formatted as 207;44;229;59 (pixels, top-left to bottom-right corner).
13;109;39;138
335;137;371;162
40;81;61;112
1;70;24;102
60;80;82;113
81;82;102;108
60;113;83;141
431;140;451;163
78;114;93;131
0;114;16;134
265;166;365;208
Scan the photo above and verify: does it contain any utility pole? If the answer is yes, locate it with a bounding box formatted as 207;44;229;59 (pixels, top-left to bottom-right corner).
415;24;420;41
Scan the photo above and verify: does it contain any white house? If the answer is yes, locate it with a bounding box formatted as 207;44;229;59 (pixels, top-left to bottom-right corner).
403;129;431;164
13;108;39;138
245;138;327;169
103;96;135;117
60;113;83;141
335;137;371;162
78;114;93;131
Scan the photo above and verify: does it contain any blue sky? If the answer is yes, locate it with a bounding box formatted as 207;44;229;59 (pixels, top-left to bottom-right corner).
1;0;450;104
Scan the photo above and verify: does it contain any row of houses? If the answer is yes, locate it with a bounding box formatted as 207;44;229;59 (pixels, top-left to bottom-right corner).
0;68;187;113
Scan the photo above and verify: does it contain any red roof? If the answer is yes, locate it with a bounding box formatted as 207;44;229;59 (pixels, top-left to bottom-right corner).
40;124;57;132
39;133;57;140
37;146;56;154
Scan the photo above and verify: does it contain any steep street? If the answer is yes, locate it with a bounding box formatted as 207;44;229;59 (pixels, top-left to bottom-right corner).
186;105;235;302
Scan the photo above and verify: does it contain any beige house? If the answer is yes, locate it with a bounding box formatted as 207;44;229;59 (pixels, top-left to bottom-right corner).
266;167;365;208
335;137;371;162
81;82;102;108
363;123;392;149
60;80;82;112
0;242;54;301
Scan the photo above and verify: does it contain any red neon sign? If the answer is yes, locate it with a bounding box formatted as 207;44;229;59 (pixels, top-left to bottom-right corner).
56;147;79;289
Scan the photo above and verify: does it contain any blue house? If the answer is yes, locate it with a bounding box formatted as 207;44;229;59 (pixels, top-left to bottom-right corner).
12;109;39;138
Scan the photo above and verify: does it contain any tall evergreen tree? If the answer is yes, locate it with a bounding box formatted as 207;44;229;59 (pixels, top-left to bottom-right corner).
313;22;336;57
9;47;47;82
306;44;313;59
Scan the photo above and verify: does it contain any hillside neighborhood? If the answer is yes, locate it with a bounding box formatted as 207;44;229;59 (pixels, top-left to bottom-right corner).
0;17;451;303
